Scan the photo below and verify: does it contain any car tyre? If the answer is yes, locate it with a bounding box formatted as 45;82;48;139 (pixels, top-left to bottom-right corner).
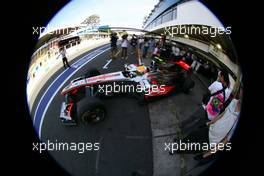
77;97;106;124
182;77;195;94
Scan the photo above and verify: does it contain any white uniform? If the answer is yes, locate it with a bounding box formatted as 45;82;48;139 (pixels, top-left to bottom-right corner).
121;39;128;48
209;99;239;144
208;81;231;101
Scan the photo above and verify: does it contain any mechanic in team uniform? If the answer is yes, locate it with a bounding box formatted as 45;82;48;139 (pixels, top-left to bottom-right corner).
110;32;118;59
130;34;138;55
121;31;129;59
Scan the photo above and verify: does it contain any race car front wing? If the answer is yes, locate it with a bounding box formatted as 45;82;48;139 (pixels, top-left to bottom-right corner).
59;102;76;125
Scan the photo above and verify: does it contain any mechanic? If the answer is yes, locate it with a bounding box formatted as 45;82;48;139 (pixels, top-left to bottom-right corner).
160;35;166;47
152;42;160;58
142;37;149;59
138;36;144;50
110;32;118;59
184;52;193;65
148;37;156;58
130;34;138;55
190;56;202;73
121;31;129;60
172;45;180;57
199;61;218;81
179;47;187;57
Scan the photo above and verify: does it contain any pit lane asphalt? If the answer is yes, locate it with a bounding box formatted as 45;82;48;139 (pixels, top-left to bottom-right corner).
30;44;153;176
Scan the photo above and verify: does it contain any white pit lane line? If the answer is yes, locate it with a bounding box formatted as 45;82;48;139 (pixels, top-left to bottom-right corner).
103;59;112;69
36;46;110;138
32;50;97;124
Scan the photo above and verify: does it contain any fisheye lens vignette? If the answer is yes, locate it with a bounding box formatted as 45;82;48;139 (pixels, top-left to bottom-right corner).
27;0;243;175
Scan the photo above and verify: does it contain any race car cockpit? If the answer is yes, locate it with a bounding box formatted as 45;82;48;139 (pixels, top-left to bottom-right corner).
122;70;138;78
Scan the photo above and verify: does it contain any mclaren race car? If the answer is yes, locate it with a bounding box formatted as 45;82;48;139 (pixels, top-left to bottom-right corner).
59;61;195;125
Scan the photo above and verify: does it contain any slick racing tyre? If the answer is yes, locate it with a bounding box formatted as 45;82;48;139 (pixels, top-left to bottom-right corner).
77;97;106;124
182;77;195;94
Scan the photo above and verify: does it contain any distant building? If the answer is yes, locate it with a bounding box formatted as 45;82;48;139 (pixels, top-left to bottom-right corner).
143;0;239;78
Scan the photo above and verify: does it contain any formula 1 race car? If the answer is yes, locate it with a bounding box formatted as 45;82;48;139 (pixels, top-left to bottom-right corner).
59;61;195;125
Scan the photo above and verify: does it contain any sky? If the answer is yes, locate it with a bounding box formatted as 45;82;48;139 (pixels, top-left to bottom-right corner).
40;0;159;37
